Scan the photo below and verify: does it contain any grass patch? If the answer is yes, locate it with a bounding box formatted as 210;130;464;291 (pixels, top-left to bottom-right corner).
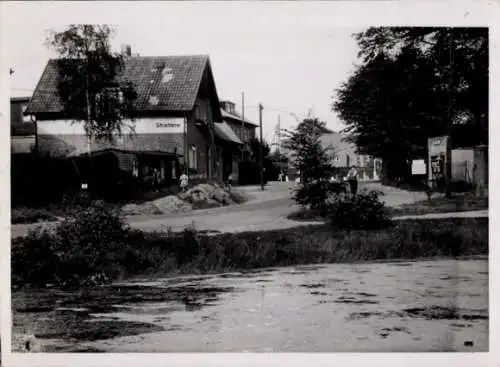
287;207;325;222
288;195;488;221
387;195;488;217
11;207;61;224
12;217;488;288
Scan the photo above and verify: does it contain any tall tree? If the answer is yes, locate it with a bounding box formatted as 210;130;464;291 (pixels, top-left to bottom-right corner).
282;117;334;209
334;27;488;180
248;137;270;164
46;25;137;142
353;27;488;145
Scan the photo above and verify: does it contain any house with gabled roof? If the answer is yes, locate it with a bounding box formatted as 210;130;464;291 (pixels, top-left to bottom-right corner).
11;97;36;154
216;100;258;182
320;132;382;181
25;47;235;190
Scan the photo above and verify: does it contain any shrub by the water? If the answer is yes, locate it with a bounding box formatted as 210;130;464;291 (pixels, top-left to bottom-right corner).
325;190;392;230
12;208;487;287
12;201;129;287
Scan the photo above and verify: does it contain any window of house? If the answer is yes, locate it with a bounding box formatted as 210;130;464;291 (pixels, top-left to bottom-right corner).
189;145;198;170
195;100;211;123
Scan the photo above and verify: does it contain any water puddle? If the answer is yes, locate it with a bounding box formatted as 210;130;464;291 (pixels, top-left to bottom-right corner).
310;291;329;296
347;311;383;320
347;306;488;321
334;297;380;305
403;306;488;320
13;259;489;353
388;262;413;267
13;282;236;345
299;283;325;289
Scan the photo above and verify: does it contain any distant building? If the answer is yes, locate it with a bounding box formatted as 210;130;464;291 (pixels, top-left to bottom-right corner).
10;97;36;154
319;132;381;181
220;101;257;148
217;100;258;182
25;48;233;187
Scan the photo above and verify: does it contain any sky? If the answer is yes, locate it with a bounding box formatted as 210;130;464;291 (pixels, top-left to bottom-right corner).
4;2;363;144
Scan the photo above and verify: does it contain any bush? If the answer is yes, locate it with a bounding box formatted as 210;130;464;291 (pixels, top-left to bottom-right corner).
293;180;331;210
12;217;488;287
12;201;130;287
325;190;392;230
11;227;60;286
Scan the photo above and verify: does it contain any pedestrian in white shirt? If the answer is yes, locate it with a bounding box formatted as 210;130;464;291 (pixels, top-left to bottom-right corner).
179;173;189;192
346;166;358;196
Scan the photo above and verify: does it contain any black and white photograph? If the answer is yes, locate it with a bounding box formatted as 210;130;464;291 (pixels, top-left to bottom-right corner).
0;1;495;365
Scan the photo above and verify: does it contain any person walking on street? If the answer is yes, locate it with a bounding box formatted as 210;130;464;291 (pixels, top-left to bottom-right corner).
346;166;358;196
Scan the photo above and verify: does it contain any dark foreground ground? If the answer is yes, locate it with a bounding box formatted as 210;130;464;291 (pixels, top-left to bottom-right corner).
12;257;488;353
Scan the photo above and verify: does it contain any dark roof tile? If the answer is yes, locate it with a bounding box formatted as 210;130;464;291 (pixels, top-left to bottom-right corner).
26;55;210;115
221;108;258;126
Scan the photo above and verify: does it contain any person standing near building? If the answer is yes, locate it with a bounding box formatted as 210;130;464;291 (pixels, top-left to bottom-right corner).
179;173;189;192
152;168;161;192
346;166;358;196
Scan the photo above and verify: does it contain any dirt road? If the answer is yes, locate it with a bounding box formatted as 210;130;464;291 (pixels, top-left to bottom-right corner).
10;182;433;238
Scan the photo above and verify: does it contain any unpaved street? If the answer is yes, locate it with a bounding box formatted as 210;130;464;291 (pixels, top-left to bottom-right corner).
10;182;431;238
12;257;488;352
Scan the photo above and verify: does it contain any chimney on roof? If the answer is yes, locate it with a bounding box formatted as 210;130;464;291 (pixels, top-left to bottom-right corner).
121;44;132;57
220;101;236;115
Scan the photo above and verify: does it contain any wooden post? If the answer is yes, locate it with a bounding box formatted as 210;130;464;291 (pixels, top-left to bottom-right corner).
241;92;245;160
445;30;454;199
259;103;264;191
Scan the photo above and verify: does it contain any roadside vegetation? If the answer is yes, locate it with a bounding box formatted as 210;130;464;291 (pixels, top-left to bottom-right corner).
386;194;488;217
12;198;488;288
288;192;489;222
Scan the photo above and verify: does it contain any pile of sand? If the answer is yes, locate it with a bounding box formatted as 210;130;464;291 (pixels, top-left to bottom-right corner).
153;195;193;214
122;195;192;216
121;183;240;216
179;183;236;206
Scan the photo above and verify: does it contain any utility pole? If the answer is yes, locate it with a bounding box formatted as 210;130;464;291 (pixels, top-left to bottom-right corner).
259;103;264;191
241;92;245;160
445;30;454;199
277;114;281;154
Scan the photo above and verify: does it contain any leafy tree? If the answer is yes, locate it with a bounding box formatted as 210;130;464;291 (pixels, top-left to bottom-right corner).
334;27;488;181
248;137;271;164
334;48;445;180
46;25;137;142
282;118;335;209
354;27;488;145
269;150;289;164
